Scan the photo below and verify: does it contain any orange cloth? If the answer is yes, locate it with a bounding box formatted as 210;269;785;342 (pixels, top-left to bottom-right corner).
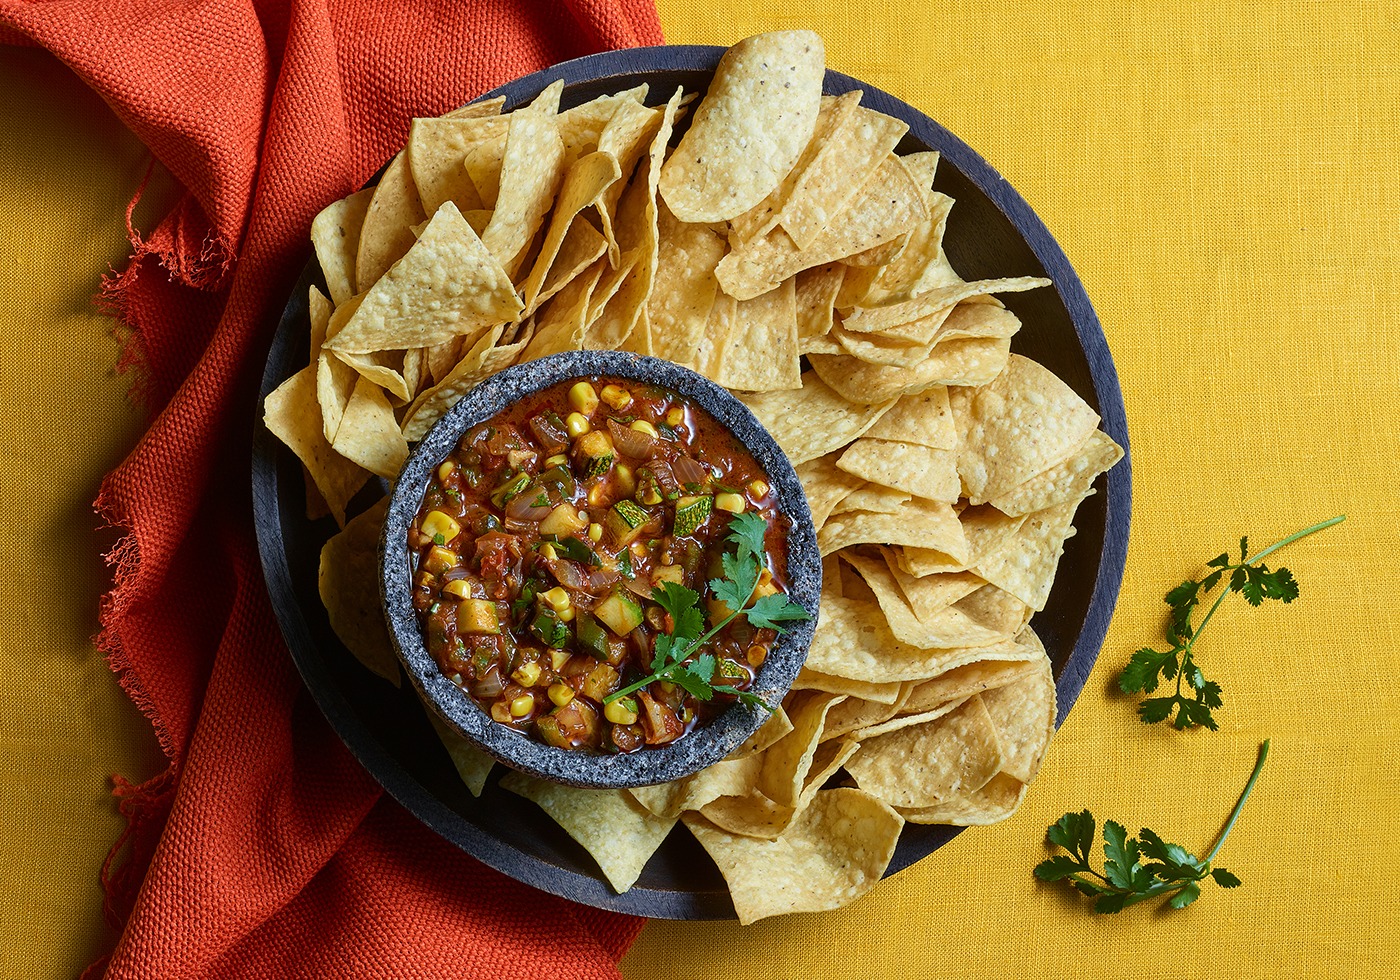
0;1;663;977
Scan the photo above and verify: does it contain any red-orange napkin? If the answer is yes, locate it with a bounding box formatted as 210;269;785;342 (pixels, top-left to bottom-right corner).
0;1;664;976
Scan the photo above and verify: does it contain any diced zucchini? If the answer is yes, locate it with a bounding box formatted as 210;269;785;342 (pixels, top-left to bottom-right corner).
605;499;654;548
574;429;615;478
672;495;713;536
575;611;610;657
538;502;586;537
595;588;644;636
651;564;685;587
458;599;499;634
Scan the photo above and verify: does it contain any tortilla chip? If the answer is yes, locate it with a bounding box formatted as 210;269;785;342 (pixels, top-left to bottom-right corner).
845;695;1002;808
728;704;795;758
426;712;494;796
520;150;621;312
877;555;985;618
355;150;426;292
835;439;960;502
805;595;1031;683
684;787;902;924
951;353;1102;503
463;133;507;210
628;755;764;819
954;583;1033;635
481;106;566;276
841;276;1050;334
838;549;1008;649
659;31;825;223
795;262;846;352
596;98;665;266
897;773;1027;826
817;497;967;561
264;365;368;526
989;429;1124;517
972;495;1085;611
523;258;606;362
700;736;859;840
900;658;1041;716
716;156;927;300
647;205;728;369
821;687;912;742
758;692;843;808
557;84;649;160
855;386;957;450
403;321;535;441
500;773;676;894
810;330;1015;405
408;116;509;215
711;277;801;392
980;649;1056;783
326;202;523;355
774;102;910;249
740;373;895;465
317;497;396;681
831;484;911;516
332;376;408;478
792;668;904;704
311;188;374;306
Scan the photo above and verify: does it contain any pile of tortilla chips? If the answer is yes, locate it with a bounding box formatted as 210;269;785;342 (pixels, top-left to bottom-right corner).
264;30;1123;924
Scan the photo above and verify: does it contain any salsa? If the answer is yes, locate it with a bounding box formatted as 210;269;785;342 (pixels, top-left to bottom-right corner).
407;375;793;754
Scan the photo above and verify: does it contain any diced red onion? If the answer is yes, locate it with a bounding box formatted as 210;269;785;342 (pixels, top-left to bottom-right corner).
672;455;709;487
504;492;552;522
607;418;656;460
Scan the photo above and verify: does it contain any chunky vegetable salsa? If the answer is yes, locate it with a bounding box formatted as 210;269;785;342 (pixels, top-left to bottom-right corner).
408;376;794;753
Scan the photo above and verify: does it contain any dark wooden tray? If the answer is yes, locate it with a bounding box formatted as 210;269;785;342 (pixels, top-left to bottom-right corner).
252;44;1132;920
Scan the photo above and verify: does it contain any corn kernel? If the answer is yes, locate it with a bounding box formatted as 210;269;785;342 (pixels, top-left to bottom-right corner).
558;605;575;623
588;522;603;542
628;419;658;438
604;698;638;725
715;492;746;513
548;682;575;707
753;567;779;599
539;542;558;560
544;453;569;468
424;545;458;574
587;483;608;508
421;510;461;543
747;479;769;498
491;701;513;723
568;381;599;415
638;485;662;506
665;406;684;427
441;579;471;599
550;649;571;671
509;694;535;717
413;570;435;588
512;662;542;687
566;412;591;438
630;541;648;557
437;460;455;482
746;644;768;667
600;384;633;410
577;510;589;522
541;587;571;612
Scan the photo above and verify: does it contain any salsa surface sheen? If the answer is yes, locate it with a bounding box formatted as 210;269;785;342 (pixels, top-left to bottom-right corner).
408;375;792;754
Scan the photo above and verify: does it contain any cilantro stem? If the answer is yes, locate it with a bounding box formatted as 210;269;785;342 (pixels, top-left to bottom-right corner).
603;566;761;705
1246;515;1346;565
1206;738;1270;864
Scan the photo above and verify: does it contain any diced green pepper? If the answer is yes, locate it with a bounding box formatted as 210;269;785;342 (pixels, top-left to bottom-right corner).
575;611;610;657
489;471;532;509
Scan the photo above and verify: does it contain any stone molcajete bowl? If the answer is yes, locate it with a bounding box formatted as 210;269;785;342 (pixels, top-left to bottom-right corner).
378;350;822;789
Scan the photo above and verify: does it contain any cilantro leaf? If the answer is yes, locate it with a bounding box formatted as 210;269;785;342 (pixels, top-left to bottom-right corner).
725;509;770;562
745;592;812;632
1036;742;1269;913
652;581;703;645
1119;516;1342;729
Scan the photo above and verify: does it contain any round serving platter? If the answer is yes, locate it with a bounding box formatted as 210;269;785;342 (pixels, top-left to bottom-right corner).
252;44;1131;920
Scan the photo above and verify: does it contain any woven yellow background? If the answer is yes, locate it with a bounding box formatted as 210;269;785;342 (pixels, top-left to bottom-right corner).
1;2;1397;976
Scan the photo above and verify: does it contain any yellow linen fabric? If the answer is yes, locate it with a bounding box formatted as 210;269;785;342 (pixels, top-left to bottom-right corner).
0;2;1397;976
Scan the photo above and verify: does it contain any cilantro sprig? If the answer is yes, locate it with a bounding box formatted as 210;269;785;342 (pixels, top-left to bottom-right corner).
1034;740;1269;912
603;510;810;709
1120;515;1343;729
